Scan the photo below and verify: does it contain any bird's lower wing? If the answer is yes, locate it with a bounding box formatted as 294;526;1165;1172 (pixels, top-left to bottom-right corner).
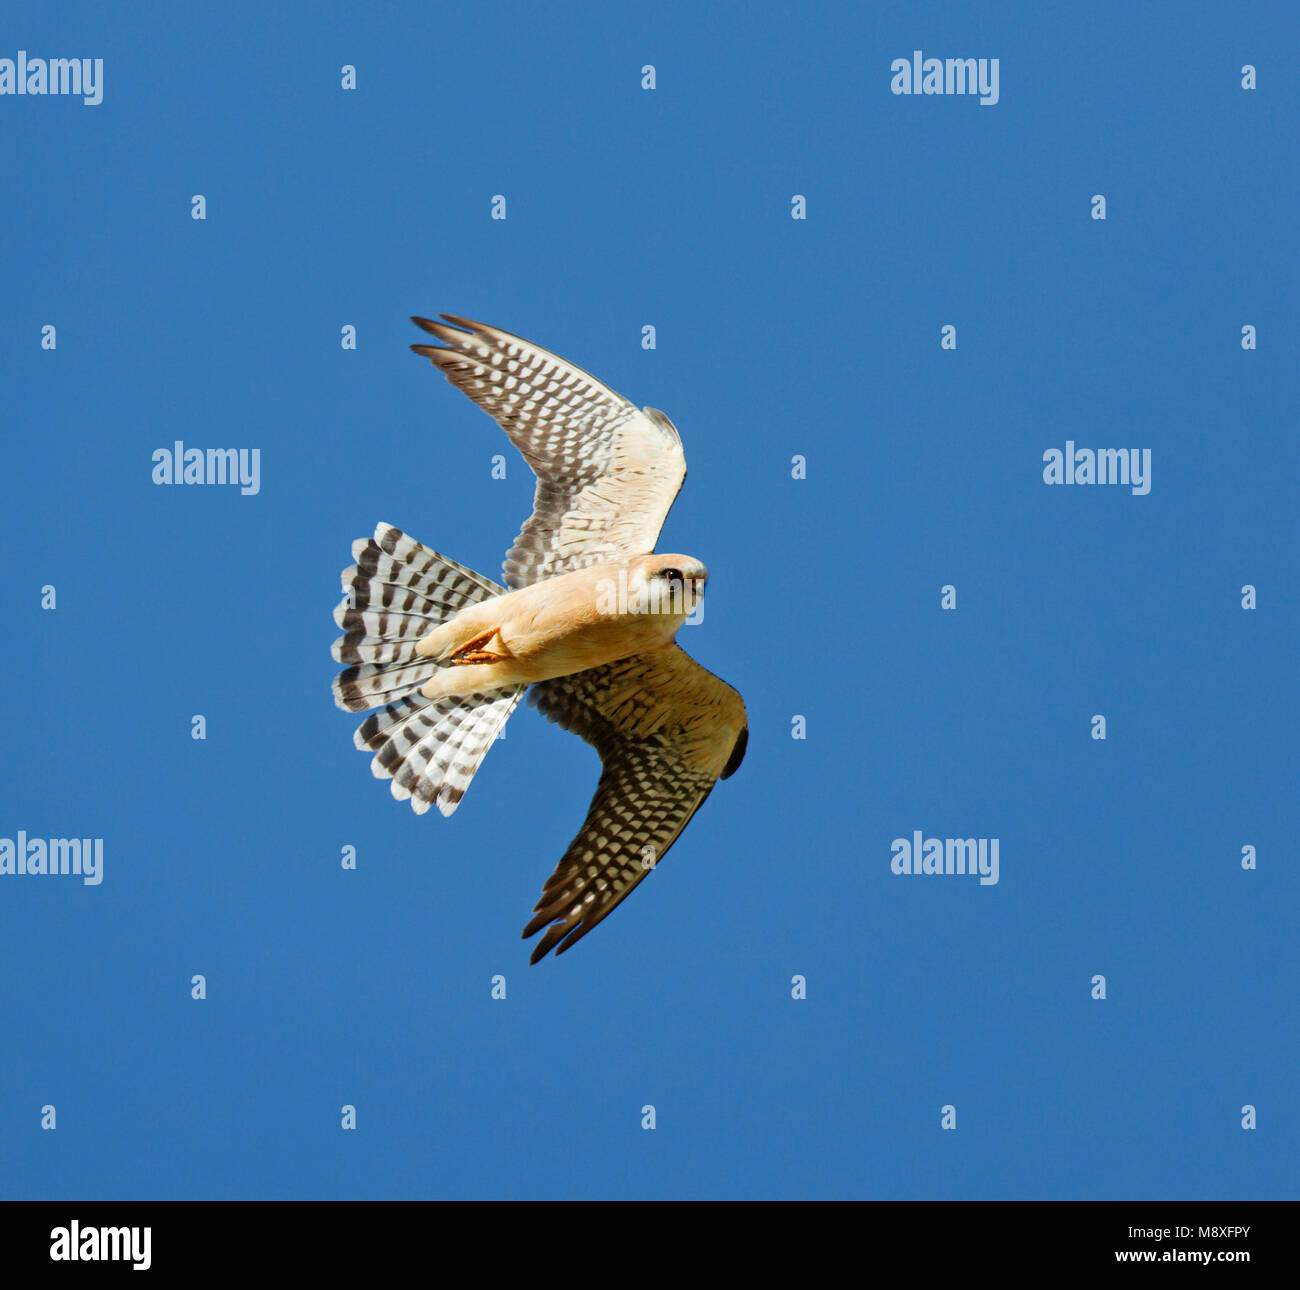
523;646;748;962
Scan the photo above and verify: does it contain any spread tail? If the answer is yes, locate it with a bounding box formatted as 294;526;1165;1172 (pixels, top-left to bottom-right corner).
332;523;522;815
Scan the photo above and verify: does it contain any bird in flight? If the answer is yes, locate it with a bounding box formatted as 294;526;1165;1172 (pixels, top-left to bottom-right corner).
332;315;747;962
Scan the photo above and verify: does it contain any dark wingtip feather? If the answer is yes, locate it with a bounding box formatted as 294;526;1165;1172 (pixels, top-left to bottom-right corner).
721;726;748;780
533;922;570;962
522;910;551;939
553;921;595;957
438;313;482;332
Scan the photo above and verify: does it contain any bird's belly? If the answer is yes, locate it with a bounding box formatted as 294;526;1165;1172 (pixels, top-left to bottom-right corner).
505;611;673;682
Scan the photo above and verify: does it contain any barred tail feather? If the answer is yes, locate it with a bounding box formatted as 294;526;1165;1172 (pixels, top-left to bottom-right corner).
356;688;522;816
333;523;521;814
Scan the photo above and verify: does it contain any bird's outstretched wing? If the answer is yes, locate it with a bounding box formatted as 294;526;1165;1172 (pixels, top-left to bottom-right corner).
410;314;687;589
523;645;748;962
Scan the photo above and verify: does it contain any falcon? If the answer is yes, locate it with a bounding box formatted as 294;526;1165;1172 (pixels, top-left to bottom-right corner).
332;315;747;962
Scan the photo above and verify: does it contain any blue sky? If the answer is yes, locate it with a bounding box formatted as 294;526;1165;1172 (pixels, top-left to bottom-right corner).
1;0;1295;1200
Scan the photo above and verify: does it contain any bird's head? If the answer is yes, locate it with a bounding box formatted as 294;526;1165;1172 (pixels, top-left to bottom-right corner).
625;554;708;623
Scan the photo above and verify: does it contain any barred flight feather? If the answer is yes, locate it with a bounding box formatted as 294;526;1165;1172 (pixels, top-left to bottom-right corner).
409;315;686;590
522;647;746;961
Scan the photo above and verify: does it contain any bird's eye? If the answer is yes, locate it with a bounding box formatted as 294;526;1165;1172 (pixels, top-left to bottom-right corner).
662;568;683;582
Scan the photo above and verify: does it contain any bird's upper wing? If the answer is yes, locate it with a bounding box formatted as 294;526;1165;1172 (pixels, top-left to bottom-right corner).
410;314;686;589
522;644;747;963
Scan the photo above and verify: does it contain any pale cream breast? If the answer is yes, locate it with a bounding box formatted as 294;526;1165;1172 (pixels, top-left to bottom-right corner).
416;559;689;685
500;566;683;679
